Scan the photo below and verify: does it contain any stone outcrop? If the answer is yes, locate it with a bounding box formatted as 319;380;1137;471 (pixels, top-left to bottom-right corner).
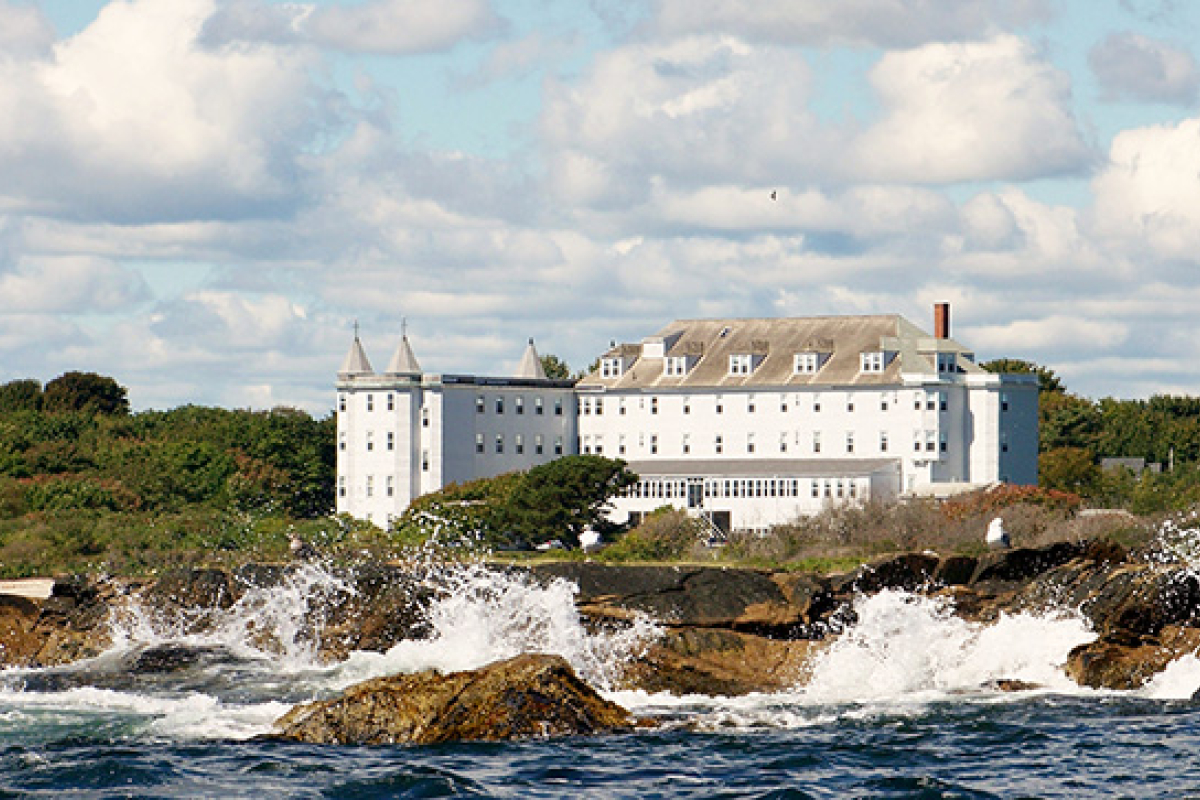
273;653;633;745
0;574;126;667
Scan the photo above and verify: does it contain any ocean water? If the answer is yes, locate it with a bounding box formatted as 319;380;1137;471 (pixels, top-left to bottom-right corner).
2;564;1200;799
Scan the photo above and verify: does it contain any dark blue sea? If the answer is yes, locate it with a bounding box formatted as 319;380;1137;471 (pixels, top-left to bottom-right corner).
2;565;1199;799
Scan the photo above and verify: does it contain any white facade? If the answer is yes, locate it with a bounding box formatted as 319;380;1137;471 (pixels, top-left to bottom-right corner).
335;309;1038;533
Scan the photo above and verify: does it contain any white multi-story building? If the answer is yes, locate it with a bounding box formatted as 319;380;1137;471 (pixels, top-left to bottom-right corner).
335;334;577;526
336;305;1038;534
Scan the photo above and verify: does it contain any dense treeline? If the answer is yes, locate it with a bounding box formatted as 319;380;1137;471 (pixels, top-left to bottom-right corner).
983;360;1200;513
0;372;353;576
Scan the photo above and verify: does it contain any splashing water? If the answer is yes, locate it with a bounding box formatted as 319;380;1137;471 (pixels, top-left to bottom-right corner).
801;590;1096;703
335;563;661;690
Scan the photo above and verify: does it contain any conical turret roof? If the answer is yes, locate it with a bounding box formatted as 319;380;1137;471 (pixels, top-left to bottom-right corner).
386;334;422;375
338;332;374;378
515;338;547;380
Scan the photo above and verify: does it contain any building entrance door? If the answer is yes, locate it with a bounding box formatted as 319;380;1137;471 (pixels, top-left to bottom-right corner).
686;480;703;509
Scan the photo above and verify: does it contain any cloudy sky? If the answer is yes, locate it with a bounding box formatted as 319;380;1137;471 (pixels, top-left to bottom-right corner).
2;0;1199;411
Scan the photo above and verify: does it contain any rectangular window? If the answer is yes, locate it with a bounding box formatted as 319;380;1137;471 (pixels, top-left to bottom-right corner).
682;434;691;454
387;432;394;451
516;434;524;455
596;398;604;416
496;434;504;454
366;431;374;451
1001;393;1010;412
536;396;544;415
421;407;429;428
729;354;753;375
555;398;563;416
619;399;627;415
339;431;346;451
939;392;947;412
813;431;822;453
683;397;691;414
715;396;723;414
516;396;524;415
386;475;394;497
476;395;485;413
651;397;658;415
650;435;658;454
861;352;885;373
366;395;374;412
422;451;430;471
747;433;755;454
926;430;937;452
846;431;855;453
940;432;947;452
618;434;626;455
814;394;822;412
847;397;855;412
794;353;819;374
338;476;346;498
747;395;756;413
926;393;937;411
366;475;374;497
1001;433;1009;453
665;356;688;377
881;395;889;411
387;394;394;411
715;434;723;454
338;395;346;412
582;397;591;415
536;434;544;455
476;433;484;454
555;436;563;455
780;433;788;453
880;431;888;452
496;397;504;414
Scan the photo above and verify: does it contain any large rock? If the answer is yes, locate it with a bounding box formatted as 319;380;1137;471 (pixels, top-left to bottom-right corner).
274;653;633;745
1066;626;1200;690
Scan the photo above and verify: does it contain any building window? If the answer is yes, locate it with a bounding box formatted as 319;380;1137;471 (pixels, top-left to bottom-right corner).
594;435;603;455
747;395;756;413
366;475;374;497
729;354;753;375
650;397;658;415
421;407;429;427
937;353;956;373
582;397;591;415
881;395;889;411
715;396;723;414
914;431;922;452
846;431;855;454
847;397;855;412
683;397;691;414
387;432;394;451
366;431;374;451
780;433;788;453
555;436;563;455
495;434;504;454
880;431;888;452
338;395;346;412
476;395;485;413
366;395;374;412
747;433;755;454
476;434;484;454
939;392;947;412
940;432;947;452
422;451;430;471
926;430;937;452
596;398;604;416
618;435;627;455
811;480;819;499
619;399;627;416
555;398;563;416
1001;433;1009;453
338;476;346;498
861;352;885;373
386;476;394;497
1001;393;1010;412
516;396;525;415
814;394;822;412
535;434;544;455
516;434;525;455
496;397;504;414
926;394;937;411
813;431;822;453
682;434;691;454
666;356;689;377
715;434;723;454
650;435;658;454
387;394;394;411
781;396;788;412
794;353;820;374
601;357;624;378
339;431;346;451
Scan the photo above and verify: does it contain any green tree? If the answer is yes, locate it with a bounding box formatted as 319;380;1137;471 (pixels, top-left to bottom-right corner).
980;358;1065;394
1039;447;1101;495
501;455;637;548
0;379;42;412
42;372;130;415
539;354;573;380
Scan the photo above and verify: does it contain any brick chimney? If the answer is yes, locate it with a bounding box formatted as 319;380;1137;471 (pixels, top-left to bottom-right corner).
934;302;950;339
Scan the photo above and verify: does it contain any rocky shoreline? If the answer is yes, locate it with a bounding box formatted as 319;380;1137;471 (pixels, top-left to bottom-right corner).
2;538;1199;743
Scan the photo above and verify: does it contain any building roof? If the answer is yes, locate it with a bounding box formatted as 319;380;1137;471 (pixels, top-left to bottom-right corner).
578;315;983;390
385;335;422;375
338;335;374;378
515;338;548;380
623;458;900;479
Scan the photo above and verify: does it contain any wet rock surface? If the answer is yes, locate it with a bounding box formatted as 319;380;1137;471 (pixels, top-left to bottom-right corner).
273;653;633;745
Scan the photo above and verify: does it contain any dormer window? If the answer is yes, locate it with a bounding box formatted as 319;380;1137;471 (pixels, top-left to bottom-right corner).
729;354;754;375
601;357;626;378
665;356;690;377
937;353;956;373
794;352;822;374
861;352;886;373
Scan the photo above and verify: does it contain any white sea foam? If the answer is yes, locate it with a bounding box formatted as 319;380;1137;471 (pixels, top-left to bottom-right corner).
1140;653;1200;700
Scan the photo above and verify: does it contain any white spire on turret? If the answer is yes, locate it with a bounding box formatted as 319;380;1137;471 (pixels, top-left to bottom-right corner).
386;321;422;375
515;337;547;380
338;322;374;378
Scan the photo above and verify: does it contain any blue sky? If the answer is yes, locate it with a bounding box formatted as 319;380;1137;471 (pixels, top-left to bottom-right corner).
4;0;1200;411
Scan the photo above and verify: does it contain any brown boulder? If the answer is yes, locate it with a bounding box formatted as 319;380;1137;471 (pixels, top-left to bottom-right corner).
1065;626;1200;690
274;653;633;745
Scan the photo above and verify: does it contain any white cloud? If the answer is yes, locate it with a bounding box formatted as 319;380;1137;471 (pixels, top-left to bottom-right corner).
1091;118;1200;260
0;0;329;223
0;256;149;313
1089;32;1199;104
969;315;1129;354
854;36;1090;183
542;36;838;207
304;0;499;55
649;0;1052;47
0;1;54;57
